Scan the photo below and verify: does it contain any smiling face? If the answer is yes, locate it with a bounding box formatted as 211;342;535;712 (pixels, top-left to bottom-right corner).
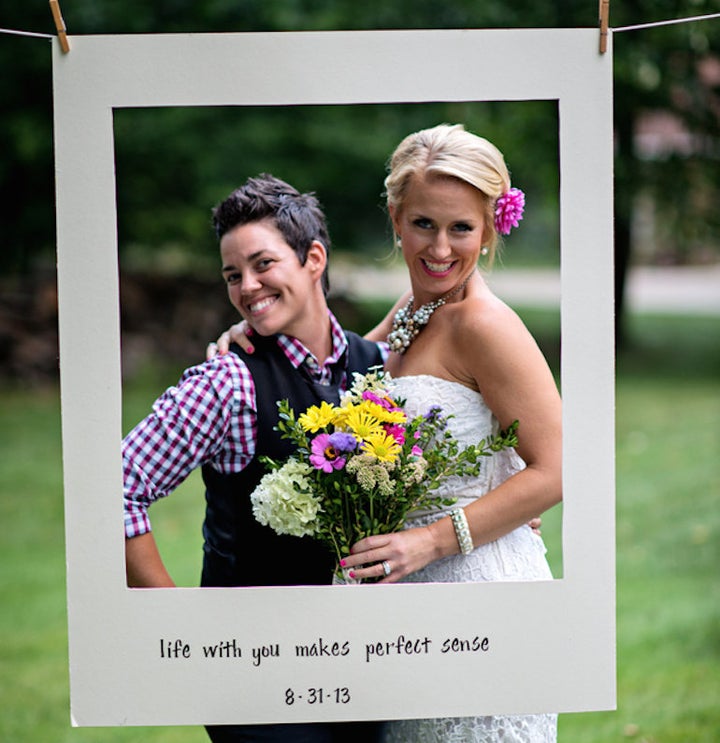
390;174;487;305
220;218;327;341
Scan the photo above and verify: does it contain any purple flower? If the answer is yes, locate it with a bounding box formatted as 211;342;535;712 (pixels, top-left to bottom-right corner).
423;406;444;424
309;433;349;472
494;187;525;236
308;432;356;472
328;432;358;452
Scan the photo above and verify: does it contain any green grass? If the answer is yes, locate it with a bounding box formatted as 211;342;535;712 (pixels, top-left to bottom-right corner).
1;312;718;741
555;374;720;742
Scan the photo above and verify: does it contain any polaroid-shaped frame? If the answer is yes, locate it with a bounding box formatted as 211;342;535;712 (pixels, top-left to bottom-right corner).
53;29;615;726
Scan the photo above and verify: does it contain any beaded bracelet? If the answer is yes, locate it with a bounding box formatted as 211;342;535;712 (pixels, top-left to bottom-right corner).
450;507;474;555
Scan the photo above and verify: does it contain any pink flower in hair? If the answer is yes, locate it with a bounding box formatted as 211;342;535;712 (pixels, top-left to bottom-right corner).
494;187;525;236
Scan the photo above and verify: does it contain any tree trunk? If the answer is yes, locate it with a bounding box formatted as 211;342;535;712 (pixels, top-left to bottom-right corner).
613;106;637;349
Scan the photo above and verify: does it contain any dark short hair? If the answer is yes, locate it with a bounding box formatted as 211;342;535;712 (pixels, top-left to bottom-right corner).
212;174;331;294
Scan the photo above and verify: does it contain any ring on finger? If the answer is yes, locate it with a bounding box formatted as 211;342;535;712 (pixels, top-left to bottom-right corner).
381;560;392;577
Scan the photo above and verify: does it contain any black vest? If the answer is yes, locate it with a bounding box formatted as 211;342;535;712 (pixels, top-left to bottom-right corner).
200;331;384;587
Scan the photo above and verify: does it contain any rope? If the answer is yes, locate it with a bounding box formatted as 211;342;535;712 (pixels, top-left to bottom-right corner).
1;11;718;43
614;12;720;32
0;28;54;39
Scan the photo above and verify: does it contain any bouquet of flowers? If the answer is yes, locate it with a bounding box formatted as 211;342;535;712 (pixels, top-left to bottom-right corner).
250;369;518;575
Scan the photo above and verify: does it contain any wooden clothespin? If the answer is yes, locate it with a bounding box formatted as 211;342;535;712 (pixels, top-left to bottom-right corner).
49;0;70;53
599;0;610;53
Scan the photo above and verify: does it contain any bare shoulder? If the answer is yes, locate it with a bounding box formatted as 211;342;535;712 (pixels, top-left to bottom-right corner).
445;282;558;415
448;285;536;363
442;278;561;467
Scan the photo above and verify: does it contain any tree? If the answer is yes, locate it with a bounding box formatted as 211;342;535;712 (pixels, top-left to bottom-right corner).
611;1;720;342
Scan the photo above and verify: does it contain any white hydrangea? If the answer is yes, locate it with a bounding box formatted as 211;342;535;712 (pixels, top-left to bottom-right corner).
250;460;320;538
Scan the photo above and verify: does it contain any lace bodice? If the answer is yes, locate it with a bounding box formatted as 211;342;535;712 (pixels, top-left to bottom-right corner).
391;374;496;443
390;375;525;513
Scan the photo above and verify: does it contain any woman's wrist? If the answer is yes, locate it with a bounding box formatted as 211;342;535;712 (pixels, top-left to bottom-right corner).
427;517;461;560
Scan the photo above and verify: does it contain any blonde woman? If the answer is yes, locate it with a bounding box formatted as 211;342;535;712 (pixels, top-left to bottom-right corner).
344;124;561;742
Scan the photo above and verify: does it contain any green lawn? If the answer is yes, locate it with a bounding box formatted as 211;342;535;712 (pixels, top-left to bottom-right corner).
0;312;718;742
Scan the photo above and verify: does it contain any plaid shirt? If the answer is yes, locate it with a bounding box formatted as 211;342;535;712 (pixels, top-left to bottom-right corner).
123;312;387;538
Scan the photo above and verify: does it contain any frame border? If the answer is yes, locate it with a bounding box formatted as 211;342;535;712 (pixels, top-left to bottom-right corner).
53;29;615;726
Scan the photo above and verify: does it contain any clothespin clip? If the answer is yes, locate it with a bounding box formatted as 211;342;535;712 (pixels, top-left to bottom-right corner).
599;0;610;54
49;0;70;53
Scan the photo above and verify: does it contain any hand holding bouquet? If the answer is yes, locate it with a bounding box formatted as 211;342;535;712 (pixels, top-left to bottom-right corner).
250;369;518;576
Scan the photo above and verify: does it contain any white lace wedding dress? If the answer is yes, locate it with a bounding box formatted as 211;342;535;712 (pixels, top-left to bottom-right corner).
382;375;557;743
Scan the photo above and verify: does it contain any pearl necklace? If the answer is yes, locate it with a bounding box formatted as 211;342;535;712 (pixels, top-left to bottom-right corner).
387;273;473;354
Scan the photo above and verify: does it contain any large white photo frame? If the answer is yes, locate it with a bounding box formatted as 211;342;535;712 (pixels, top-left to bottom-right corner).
54;29;615;726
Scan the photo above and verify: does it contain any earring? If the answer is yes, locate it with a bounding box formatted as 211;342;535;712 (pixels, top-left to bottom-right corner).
395;235;402;247
480;246;489;256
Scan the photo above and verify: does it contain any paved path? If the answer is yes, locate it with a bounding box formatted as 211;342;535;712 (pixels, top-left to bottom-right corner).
332;261;720;316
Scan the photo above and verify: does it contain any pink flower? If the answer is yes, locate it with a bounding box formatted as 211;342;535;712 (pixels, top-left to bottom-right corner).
494;187;525;236
385;424;406;445
309;433;347;472
411;445;423;457
362;390;398;411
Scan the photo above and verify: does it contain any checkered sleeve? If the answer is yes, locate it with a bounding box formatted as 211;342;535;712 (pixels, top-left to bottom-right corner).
123;354;256;538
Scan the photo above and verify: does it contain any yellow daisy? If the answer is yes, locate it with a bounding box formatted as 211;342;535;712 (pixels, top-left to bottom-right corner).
298;401;338;432
343;405;383;440
361;400;407;425
332;400;352;427
361;430;402;463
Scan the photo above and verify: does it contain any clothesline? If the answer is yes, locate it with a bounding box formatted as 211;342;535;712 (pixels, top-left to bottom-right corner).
0;28;54;39
614;12;720;32
1;11;718;43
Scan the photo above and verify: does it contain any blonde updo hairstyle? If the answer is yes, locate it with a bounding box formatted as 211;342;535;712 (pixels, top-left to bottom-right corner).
384;123;511;265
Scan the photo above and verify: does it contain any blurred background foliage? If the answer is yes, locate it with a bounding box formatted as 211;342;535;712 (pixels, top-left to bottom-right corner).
112;100;560;273
1;1;719;303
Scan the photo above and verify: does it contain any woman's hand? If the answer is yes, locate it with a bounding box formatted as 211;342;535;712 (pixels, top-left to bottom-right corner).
205;321;255;360
341;515;543;583
341;527;439;584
